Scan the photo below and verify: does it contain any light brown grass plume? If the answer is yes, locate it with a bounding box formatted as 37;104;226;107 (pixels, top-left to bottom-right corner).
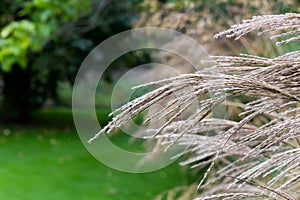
91;13;300;200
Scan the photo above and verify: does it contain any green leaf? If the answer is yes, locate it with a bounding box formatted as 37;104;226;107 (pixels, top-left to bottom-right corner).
1;56;15;72
1;22;17;38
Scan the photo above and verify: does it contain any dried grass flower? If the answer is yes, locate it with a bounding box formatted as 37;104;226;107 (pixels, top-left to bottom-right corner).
91;13;300;200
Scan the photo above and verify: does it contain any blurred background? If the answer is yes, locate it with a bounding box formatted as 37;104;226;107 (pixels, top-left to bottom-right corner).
0;0;299;199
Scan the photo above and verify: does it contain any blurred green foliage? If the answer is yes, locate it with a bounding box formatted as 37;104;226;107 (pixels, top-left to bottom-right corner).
0;0;148;121
0;0;90;71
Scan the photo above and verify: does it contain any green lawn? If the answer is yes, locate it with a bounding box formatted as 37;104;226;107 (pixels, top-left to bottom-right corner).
0;108;196;200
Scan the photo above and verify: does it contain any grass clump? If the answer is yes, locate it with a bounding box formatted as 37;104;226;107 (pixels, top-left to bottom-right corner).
92;13;300;199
